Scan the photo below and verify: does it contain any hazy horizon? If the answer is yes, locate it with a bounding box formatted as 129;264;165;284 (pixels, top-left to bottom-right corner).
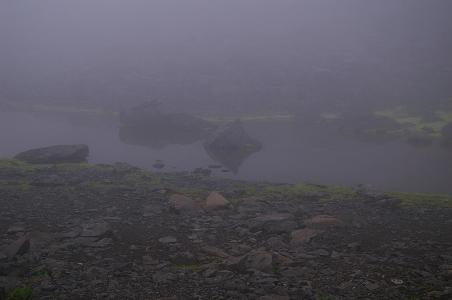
1;0;451;114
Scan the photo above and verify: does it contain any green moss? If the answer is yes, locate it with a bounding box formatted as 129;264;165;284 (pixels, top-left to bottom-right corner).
171;187;208;200
124;169;154;182
54;162;93;171
0;159;38;172
173;263;202;272
0;180;32;191
375;107;452;138
86;181;116;190
6;287;33;300
315;291;334;300
387;192;452;207
123;169;164;187
262;182;357;202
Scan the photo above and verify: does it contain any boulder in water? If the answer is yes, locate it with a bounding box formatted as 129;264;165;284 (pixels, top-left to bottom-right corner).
14;144;89;164
203;120;262;173
119;103;216;149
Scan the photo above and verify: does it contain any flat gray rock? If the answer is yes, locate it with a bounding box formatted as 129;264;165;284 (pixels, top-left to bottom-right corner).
15;144;89;164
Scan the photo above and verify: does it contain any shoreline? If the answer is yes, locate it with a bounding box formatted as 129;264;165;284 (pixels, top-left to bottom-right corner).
1;160;452;299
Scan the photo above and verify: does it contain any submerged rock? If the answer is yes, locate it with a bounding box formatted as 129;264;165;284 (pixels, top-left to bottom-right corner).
14;144;89;164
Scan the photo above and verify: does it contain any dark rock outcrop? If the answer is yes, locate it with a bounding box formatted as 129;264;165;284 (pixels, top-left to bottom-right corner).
14;144;89;164
119;103;216;149
203;120;262;173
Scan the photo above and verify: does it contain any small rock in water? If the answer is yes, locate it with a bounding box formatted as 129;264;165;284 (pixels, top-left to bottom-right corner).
152;162;165;169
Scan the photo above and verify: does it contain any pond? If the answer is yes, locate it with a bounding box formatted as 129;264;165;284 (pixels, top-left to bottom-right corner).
1;111;451;194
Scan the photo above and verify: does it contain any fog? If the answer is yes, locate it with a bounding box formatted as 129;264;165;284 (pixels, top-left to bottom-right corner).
1;1;452;191
2;2;452;299
1;0;451;113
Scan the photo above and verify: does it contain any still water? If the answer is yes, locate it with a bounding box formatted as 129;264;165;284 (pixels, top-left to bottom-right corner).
1;111;451;194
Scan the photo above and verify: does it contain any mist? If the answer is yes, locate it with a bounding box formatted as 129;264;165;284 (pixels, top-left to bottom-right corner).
1;2;452;299
2;0;451;113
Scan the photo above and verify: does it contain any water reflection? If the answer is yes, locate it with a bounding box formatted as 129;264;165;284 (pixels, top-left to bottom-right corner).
119;112;262;173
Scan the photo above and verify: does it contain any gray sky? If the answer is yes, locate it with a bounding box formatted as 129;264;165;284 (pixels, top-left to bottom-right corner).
1;0;451;113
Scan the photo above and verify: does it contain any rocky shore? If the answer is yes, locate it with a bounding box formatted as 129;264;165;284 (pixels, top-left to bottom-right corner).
1;159;451;299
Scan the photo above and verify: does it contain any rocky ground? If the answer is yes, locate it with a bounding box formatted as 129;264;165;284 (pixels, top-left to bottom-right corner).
0;159;452;299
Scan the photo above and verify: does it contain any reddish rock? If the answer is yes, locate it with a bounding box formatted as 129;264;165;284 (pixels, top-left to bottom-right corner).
205;192;229;209
291;228;323;245
169;194;200;211
304;215;344;227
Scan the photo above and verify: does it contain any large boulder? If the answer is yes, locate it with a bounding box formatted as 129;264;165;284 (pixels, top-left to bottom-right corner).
203;120;262;173
119;103;216;149
14;144;89;164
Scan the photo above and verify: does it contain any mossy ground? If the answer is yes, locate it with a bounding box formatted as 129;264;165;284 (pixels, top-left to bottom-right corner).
374;106;452;138
387;191;452;208
1;159;451;208
5;287;33;300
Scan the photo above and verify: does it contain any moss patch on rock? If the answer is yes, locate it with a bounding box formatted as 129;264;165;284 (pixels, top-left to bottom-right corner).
387;191;452;207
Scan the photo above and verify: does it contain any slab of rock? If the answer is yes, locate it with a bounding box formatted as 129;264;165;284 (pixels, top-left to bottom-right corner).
250;213;297;233
169;194;200;212
291;228;323;246
237;197;268;215
266;236;289;250
304;215;344;228
81;222;111;238
15;144;89;164
6;225;26;234
3;237;30;258
201;246;229;258
261;296;290;300
205;192;229;209
239;249;273;273
158;236;177;244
